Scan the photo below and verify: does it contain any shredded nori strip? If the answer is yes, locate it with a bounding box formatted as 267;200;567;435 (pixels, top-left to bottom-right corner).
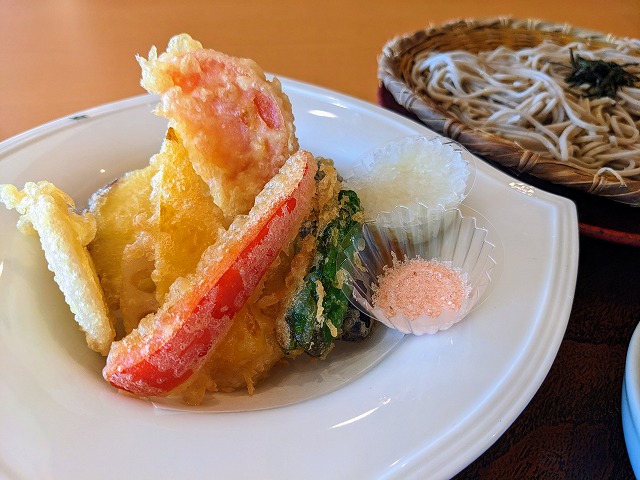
564;49;639;99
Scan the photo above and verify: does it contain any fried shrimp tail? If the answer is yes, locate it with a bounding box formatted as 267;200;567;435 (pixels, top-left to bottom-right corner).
138;34;299;218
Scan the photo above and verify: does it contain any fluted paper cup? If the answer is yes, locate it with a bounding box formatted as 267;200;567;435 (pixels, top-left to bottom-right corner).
343;135;475;226
340;207;498;335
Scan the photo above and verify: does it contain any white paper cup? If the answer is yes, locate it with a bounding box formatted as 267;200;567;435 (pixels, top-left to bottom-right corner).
340;207;498;335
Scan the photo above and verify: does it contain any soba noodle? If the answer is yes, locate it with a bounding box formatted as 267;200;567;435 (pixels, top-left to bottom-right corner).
411;40;640;184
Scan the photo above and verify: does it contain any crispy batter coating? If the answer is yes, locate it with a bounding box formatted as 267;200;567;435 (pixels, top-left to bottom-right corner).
89;128;228;336
1;182;115;355
138;34;299;218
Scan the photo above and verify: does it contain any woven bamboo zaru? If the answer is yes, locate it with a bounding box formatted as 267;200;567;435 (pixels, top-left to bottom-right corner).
378;17;640;205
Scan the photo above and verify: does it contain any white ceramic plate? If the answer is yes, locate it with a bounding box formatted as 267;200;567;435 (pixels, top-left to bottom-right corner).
622;321;640;476
0;78;578;479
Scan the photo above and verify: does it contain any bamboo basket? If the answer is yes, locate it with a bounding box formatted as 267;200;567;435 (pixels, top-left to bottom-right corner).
378;17;640;206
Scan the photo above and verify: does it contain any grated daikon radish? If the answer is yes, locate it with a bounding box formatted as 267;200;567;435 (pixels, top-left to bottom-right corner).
344;136;470;222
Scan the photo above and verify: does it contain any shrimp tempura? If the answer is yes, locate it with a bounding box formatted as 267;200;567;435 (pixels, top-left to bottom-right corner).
138;34;299;218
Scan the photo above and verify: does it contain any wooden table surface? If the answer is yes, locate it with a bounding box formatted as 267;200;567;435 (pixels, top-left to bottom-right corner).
2;1;640;478
2;0;639;142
